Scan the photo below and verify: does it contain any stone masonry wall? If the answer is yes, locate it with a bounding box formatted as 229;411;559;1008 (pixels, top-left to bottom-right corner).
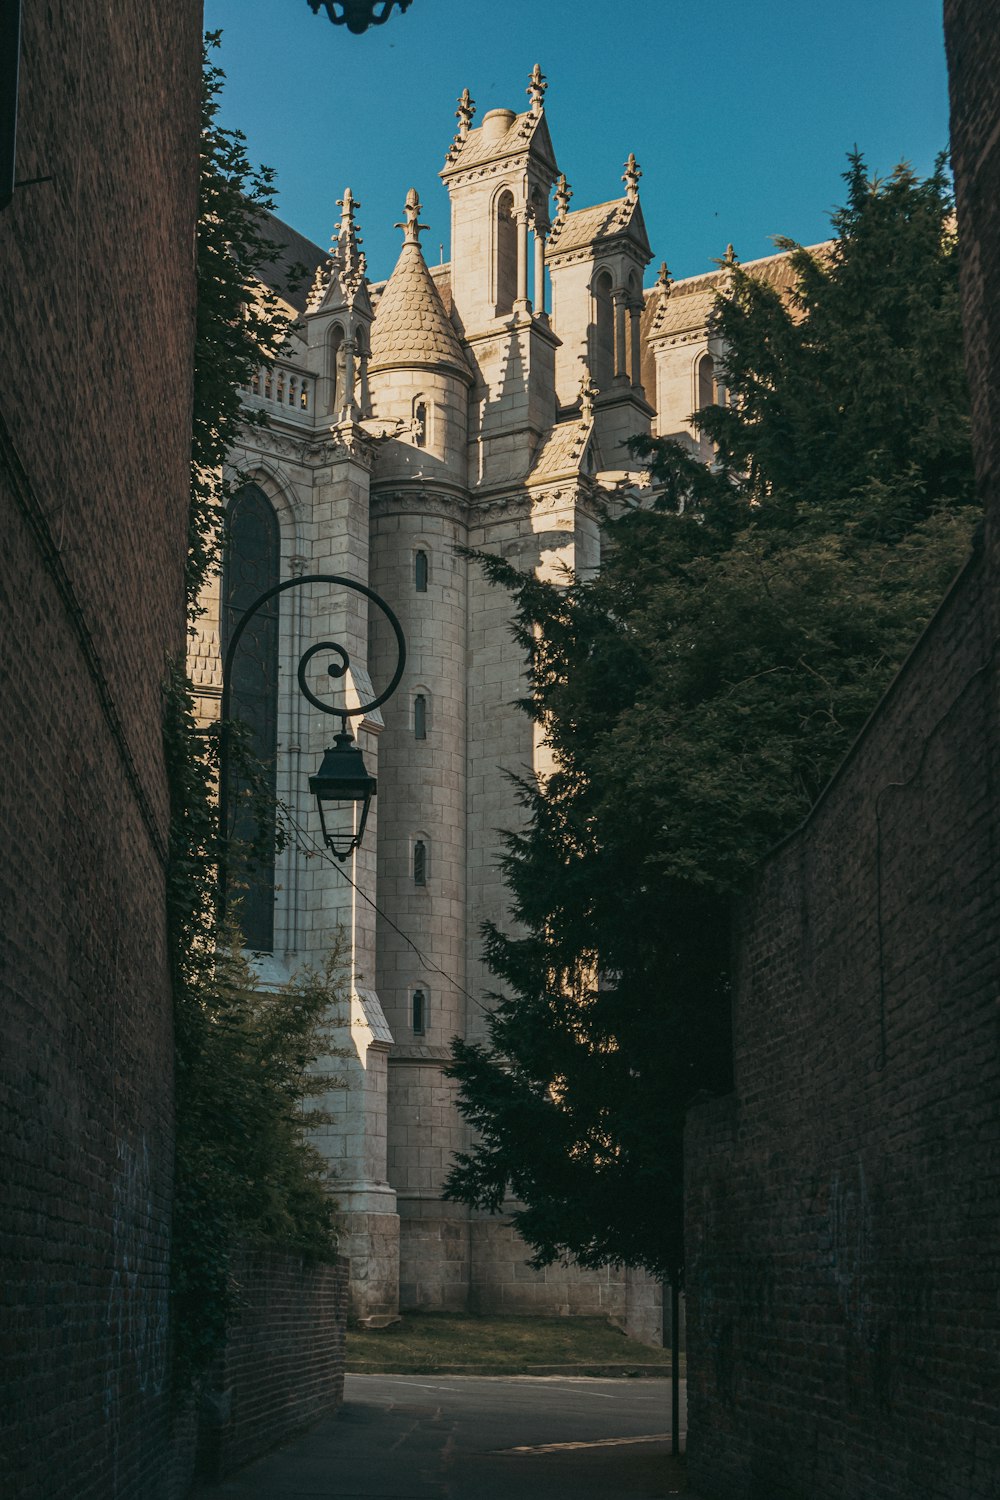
195;1251;349;1484
684;6;1000;1496
0;4;201;1498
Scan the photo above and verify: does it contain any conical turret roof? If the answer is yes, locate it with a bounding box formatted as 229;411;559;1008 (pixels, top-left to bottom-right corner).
369;189;472;382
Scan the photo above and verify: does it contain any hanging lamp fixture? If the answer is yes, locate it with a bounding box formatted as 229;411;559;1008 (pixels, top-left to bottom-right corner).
307;0;412;34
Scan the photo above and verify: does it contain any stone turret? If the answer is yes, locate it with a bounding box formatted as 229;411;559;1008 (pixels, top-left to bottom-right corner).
368;188;472;487
547;153;654;464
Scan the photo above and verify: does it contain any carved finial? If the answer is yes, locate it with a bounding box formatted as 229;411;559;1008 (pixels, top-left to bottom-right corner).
527;63;548;116
554;173;572;220
579;358;599;420
722;243;739;268
456;86;476;140
656;261;673;294
335;187;367;295
395;187;429;246
622;153;642;204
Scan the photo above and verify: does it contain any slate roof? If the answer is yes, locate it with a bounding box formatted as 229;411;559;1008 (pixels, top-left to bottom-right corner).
254;207;328;313
368;240;472;380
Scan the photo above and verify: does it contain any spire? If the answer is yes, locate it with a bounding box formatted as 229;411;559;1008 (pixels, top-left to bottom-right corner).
622;153;642;205
395;187;429;246
336;186;367;294
527;63;548;116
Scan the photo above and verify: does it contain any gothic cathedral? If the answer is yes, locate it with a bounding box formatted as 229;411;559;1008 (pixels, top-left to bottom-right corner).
191;66;786;1322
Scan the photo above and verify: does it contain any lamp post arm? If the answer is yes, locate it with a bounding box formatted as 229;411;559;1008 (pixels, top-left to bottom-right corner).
217;571;406;917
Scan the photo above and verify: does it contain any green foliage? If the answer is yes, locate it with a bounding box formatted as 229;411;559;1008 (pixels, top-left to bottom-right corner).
445;154;979;1283
167;38;337;1383
189;31;301;612
165;666;344;1381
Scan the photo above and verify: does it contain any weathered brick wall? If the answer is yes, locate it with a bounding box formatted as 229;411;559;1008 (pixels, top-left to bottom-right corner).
684;6;1000;1496
0;4;201;1497
195;1252;349;1483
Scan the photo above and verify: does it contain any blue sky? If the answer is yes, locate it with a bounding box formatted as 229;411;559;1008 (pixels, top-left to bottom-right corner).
204;0;950;285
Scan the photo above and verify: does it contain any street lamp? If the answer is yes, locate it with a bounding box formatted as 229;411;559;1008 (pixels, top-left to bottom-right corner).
219;574;405;903
306;0;412;34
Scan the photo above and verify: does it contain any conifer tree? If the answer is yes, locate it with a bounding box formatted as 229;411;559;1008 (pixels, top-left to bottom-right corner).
444;155;978;1283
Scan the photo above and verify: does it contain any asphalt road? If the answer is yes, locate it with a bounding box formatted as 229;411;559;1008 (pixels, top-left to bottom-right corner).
202;1373;689;1499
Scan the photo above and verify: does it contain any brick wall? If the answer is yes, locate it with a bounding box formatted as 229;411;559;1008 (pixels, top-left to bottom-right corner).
195;1252;349;1483
0;4;201;1497
684;6;1000;1496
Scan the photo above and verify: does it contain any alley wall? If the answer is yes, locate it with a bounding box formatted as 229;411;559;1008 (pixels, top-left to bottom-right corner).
683;3;1000;1496
0;4;201;1496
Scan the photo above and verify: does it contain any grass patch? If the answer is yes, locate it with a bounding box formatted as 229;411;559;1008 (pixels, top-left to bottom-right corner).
346;1313;680;1376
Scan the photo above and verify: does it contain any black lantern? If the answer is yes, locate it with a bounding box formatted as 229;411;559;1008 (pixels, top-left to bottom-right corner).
309;723;378;862
307;0;411;34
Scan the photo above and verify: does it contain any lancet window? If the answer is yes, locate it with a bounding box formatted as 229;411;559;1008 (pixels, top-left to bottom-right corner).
221;482;280;953
495;189;517;316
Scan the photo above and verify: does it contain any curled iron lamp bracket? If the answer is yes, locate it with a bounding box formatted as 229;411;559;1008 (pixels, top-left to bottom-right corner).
307;0;412;35
219;572;406;892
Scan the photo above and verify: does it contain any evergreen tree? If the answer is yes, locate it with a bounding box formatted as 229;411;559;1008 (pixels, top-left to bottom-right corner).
444;155;978;1283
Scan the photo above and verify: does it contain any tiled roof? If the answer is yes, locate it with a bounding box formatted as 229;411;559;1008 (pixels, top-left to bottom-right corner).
529;416;594;483
548;195;651;259
368;240;472;380
645;242;831;338
442;108;556;176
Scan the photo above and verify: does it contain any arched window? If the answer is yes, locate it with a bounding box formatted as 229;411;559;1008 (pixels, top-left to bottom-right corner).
412;988;427;1035
221;483;280;953
413;398;427;448
329;324;344;414
413;839;427;886
697;352;716;413
414;549;428;592
593;270;614;390
495;190;517;316
414;693;427;740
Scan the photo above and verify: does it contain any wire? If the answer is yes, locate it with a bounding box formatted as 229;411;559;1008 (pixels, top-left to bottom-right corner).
277;798;492;1018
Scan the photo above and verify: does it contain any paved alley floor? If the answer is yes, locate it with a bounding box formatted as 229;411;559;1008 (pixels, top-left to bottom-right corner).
200;1373;693;1498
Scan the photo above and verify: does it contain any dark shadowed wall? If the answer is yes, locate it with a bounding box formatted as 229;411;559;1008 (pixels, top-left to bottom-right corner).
683;5;1000;1498
0;4;201;1496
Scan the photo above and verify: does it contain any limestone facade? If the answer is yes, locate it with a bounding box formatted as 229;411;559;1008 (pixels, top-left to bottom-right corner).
190;68;794;1321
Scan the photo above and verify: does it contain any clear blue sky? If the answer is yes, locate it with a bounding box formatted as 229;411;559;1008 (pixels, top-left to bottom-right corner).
203;0;950;285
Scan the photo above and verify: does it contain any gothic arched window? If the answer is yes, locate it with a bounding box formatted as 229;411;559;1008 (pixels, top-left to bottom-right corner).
697;352;716;413
222;483;280;953
414;549;428;592
593;270;615;390
495;190;517;316
414;693;427;740
329;324;344;414
412;988;427;1035
413;839;427;886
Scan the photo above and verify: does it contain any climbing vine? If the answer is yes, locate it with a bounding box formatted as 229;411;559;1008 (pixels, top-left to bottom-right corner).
167;36;340;1384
